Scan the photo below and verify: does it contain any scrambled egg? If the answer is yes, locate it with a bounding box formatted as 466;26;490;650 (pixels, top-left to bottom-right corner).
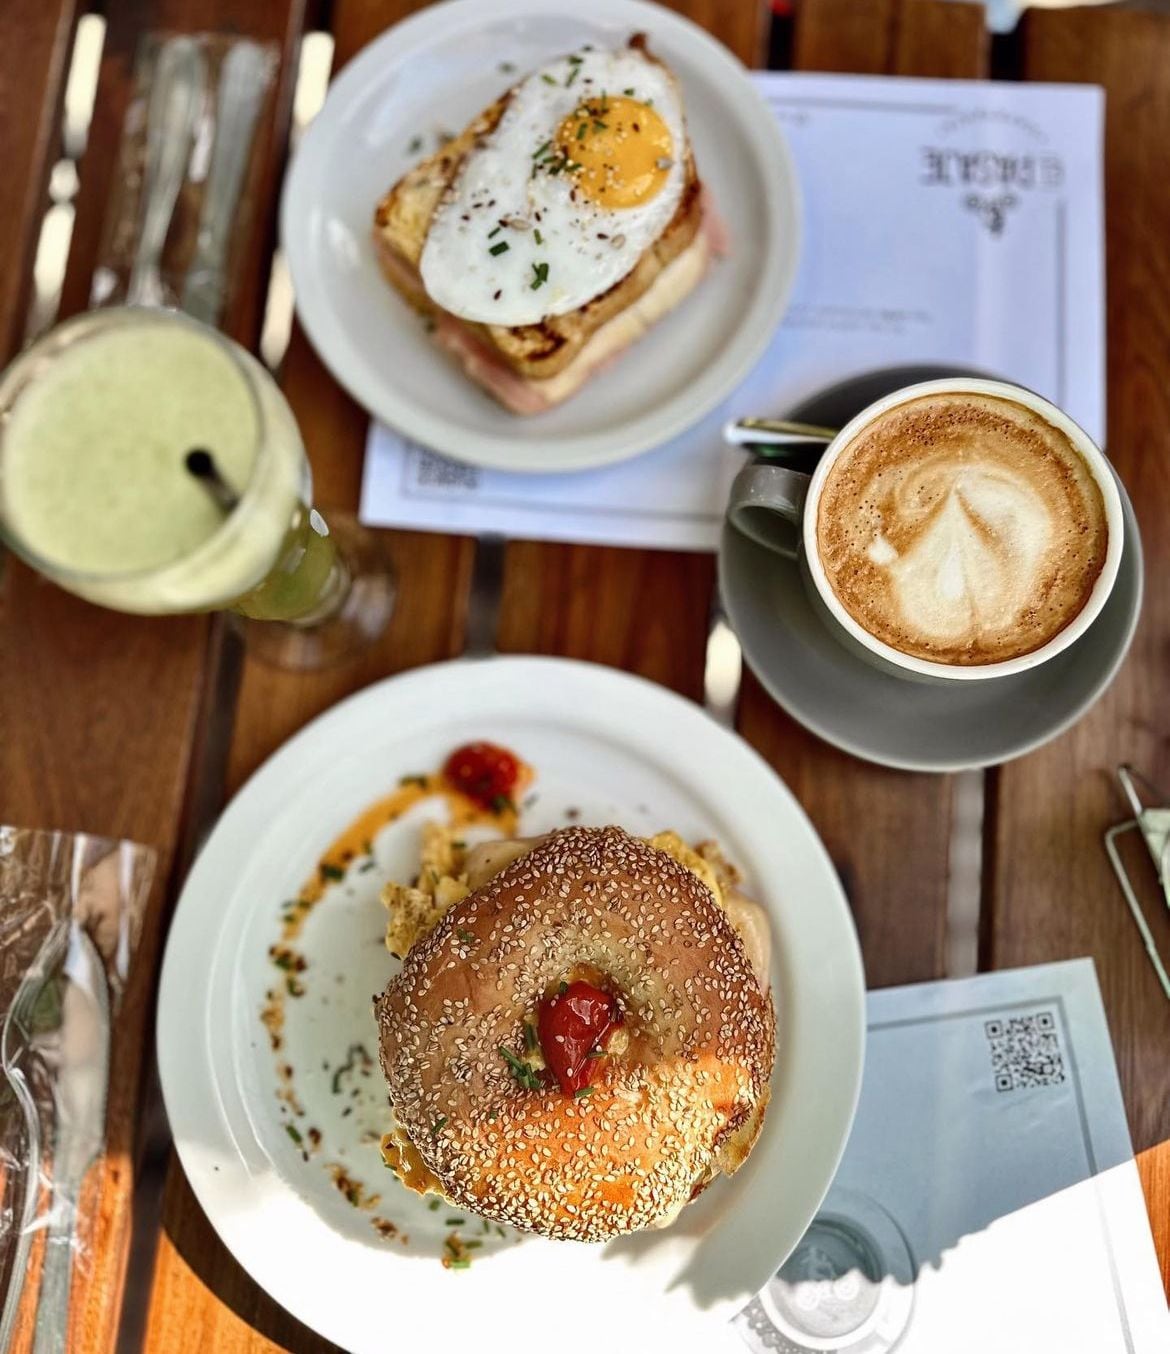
381;825;745;960
382;823;471;958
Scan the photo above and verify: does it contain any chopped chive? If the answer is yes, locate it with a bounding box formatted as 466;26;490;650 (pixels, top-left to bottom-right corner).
285;1123;303;1145
489;241;509;256
558;981;568;996
399;774;428;788
456;928;475;944
523;1021;538;1051
623;87;635;96
577;122;588;140
407;134;423;154
498;1045;541;1090
428;1198;441;1211
358;859;376;872
574;1086;594;1099
488;224;502;238
464;1240;483;1250
530;261;549;291
533;229;543;244
542;73;556;85
445;1217;467;1226
532;139;550;160
568;54;583;64
498;61;515;74
446;1258;471;1270
430;1116;448;1140
566;65;580;87
320;863;345;881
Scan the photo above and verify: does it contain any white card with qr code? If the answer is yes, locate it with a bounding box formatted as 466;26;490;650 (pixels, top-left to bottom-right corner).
737;958;1169;1354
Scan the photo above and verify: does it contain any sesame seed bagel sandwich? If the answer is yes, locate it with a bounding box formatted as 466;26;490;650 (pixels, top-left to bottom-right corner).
374;824;775;1242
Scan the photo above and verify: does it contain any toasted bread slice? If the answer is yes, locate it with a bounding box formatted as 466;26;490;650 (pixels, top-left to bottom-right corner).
372;41;708;401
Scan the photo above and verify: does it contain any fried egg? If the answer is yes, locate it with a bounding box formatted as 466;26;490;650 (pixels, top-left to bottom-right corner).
419;45;689;327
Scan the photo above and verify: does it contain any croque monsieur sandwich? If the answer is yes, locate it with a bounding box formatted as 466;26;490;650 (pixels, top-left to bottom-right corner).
372;36;719;414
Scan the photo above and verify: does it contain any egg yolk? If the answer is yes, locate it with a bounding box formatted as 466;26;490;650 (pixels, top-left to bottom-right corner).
554;97;674;209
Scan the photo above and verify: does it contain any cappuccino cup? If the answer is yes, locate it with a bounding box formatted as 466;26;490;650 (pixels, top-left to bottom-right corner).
727;378;1125;683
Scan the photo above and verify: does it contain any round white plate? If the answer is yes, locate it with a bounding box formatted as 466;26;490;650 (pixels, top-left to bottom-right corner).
157;657;863;1354
281;0;801;472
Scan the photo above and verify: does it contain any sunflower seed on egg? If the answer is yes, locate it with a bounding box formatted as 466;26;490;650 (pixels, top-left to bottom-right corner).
501;215;531;230
609;234;626;248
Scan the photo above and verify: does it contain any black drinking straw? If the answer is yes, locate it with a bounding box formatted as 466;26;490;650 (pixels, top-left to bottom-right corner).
184;448;240;513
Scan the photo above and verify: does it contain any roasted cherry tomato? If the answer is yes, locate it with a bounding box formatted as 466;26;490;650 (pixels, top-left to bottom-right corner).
538;980;620;1096
442;741;522;811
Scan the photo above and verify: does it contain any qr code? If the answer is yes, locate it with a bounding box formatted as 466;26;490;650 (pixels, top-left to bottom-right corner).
985;1011;1066;1091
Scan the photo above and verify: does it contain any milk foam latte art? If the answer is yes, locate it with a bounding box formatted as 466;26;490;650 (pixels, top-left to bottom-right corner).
815;392;1110;665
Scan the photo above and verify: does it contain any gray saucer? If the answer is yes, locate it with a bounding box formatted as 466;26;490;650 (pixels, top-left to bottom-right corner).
718;366;1144;772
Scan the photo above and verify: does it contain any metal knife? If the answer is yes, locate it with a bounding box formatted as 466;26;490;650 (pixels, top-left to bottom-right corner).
181;40;273;325
31;925;110;1354
126;36;206;308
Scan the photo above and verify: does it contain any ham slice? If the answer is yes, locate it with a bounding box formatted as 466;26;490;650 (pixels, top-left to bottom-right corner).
377;213;717;415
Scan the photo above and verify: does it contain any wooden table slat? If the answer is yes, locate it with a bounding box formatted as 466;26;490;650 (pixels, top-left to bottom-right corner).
983;2;1170;1293
0;0;78;360
0;3;309;1350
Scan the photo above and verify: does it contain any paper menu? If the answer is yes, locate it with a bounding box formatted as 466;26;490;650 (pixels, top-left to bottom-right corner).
736;960;1169;1354
360;72;1106;552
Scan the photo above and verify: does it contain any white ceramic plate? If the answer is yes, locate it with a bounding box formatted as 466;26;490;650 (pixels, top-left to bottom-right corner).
157;657;863;1354
281;0;801;473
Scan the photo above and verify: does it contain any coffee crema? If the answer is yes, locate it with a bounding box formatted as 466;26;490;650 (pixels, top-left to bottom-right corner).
815;393;1109;665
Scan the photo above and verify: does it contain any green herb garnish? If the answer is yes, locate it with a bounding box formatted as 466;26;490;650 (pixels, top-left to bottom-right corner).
489;241;510;256
428;1198;441;1211
456;928;476;945
530;261;549;291
542;73;557;85
523;1021;539;1052
331;1042;371;1094
488;225;502;239
445;1217;467;1226
407;134;423;154
558;981;568;996
490;793;515;813
533;229;543;245
320;863;345;881
498;1045;542;1090
431;1116;448;1140
399;774;429;788
573;1086;594;1099
285;1123;303;1145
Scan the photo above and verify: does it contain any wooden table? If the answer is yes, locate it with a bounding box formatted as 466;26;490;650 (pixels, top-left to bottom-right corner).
0;1;1167;1349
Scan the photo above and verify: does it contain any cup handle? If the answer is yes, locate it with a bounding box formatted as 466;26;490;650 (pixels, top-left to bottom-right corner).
727;463;811;560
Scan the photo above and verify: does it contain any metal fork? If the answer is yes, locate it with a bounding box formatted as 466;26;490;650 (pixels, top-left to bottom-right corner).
0;918;69;1351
